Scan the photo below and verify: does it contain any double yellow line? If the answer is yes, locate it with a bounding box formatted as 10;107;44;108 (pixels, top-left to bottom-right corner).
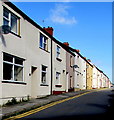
4;91;92;120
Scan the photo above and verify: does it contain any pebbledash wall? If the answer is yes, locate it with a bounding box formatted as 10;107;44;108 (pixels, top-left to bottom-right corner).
0;1;110;105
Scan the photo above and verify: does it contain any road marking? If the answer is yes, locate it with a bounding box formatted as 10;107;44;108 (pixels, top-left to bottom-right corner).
4;90;101;120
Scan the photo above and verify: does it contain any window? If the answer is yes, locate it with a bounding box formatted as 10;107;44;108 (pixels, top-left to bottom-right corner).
70;76;72;88
70;55;73;67
3;53;24;82
3;7;20;34
41;65;47;84
56;72;60;84
40;33;48;51
56;46;60;58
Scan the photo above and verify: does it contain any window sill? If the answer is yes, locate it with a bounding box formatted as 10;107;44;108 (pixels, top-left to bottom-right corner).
40;84;49;86
39;47;50;53
56;58;62;62
2;80;26;85
10;31;21;38
55;84;62;87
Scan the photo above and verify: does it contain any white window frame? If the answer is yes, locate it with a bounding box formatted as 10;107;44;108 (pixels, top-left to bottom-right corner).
40;33;48;51
3;53;24;82
70;55;73;67
56;46;60;58
41;65;47;85
3;7;19;34
56;72;61;85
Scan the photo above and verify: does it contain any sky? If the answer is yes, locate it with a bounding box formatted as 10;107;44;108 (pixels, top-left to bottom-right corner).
12;1;112;83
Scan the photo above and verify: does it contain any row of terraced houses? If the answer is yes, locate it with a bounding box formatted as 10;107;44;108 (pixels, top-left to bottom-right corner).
0;1;111;105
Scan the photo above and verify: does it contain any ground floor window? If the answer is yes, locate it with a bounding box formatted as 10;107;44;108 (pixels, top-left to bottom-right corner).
41;65;47;84
3;53;24;82
56;72;61;84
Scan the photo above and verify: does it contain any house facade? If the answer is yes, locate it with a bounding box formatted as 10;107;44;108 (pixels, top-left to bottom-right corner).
52;40;67;94
69;49;86;90
92;65;98;89
80;57;86;90
0;1;52;104
86;60;93;89
63;42;75;92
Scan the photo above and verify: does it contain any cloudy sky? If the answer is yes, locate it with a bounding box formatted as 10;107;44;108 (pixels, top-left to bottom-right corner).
12;1;112;82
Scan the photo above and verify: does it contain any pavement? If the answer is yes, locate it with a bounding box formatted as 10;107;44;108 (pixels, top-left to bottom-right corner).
0;89;108;120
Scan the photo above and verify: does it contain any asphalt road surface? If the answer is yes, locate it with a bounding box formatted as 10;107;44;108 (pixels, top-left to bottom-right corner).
17;89;113;120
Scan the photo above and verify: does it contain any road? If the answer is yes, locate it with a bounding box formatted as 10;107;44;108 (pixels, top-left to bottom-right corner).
17;89;113;120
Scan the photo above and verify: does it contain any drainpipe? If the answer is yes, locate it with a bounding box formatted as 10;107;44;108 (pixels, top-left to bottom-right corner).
50;38;53;95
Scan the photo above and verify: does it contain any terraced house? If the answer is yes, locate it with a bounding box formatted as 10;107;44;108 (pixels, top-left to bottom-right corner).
0;1;73;105
86;59;93;89
0;1;111;105
70;48;87;90
63;42;75;92
0;1;54;105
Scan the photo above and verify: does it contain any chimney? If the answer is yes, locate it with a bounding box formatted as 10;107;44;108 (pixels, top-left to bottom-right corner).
63;42;69;46
75;49;80;53
84;57;86;59
87;59;91;62
43;26;53;36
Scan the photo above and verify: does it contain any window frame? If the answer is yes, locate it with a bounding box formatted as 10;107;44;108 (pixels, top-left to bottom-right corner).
41;65;47;85
70;55;73;67
56;45;60;58
3;7;20;35
3;53;24;83
56;72;61;85
39;33;48;51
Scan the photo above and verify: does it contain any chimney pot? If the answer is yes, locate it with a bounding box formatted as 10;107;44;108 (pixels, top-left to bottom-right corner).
63;42;69;46
87;59;91;62
75;49;80;53
43;27;53;36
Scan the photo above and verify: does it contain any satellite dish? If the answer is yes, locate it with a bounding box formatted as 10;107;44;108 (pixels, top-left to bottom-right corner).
2;25;11;34
73;65;79;68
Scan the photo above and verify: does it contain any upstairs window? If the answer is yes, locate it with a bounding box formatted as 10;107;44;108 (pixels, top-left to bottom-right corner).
40;33;48;51
3;7;20;35
70;55;73;67
3;53;24;82
56;46;60;58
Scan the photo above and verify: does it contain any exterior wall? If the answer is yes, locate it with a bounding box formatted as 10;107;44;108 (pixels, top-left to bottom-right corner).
86;62;93;89
106;77;110;88
97;70;102;88
74;53;86;90
80;58;86;90
0;2;51;105
101;73;107;88
92;66;99;89
66;52;74;92
52;41;66;94
74;53;80;90
100;72;103;88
